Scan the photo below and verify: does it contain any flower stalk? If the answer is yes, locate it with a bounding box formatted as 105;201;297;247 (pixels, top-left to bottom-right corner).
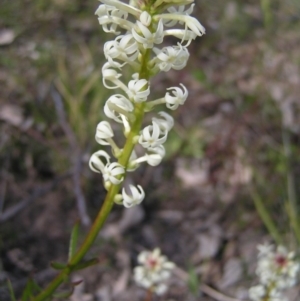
31;0;204;299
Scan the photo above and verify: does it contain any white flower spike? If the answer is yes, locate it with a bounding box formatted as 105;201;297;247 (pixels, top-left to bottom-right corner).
91;0;205;209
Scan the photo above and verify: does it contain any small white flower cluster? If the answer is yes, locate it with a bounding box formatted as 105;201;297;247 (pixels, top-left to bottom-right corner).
249;243;300;301
89;0;204;208
134;248;175;295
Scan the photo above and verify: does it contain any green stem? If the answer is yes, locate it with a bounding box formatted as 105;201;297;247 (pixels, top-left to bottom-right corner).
32;49;151;301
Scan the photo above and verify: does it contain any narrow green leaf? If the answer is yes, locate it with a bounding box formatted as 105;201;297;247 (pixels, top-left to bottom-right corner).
72;258;99;272
21;278;41;301
187;266;200;296
68;221;80;262
50;261;67;270
6;278;17;301
52;289;74;299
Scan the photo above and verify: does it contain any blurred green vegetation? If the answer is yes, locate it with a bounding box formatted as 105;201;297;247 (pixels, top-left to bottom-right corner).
0;2;300;298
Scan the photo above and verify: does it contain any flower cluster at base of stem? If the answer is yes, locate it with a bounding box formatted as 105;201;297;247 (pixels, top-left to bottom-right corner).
249;243;300;301
134;248;175;295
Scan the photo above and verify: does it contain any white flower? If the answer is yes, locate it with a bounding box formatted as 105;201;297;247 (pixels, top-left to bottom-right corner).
139;120;168;149
103;162;125;184
104;34;140;67
165;83;188;110
133;145;166;167
155;13;205;37
122;184;145;208
256;244;300;288
89;150;124;184
95;121;121;155
127;78;150;102
153;44;190;71
95;4;132;35
100;0;141;18
132;18;164;48
134;248;175;295
140;11;152;26
104;94;134;123
152;111;174;132
89;150;111;174
249;285;266;301
144;146;166;166
163;28;198;46
168;4;195;15
249;243;300;301
164;4;195;27
102;62;122;89
95;121;114;145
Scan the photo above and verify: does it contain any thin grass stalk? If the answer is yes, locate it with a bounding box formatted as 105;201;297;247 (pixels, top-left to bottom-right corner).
282;128;300;245
250;189;282;245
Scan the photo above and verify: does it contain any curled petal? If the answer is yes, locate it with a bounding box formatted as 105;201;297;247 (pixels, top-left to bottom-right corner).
89;150;111;173
127;79;150;102
155;14;205;37
104;94;134;122
100;0;141;18
104;34;140;67
146;146;166;166
122;184;145;208
140;11;152;26
165;83;188;110
103;162;125;184
102;62;122;89
153;44;189;72
133;145;165;167
152;111;174;132
95;3;142;35
163;29;197;46
95;121;114;145
164;4;195;27
139;120;168;149
132;19;164;49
